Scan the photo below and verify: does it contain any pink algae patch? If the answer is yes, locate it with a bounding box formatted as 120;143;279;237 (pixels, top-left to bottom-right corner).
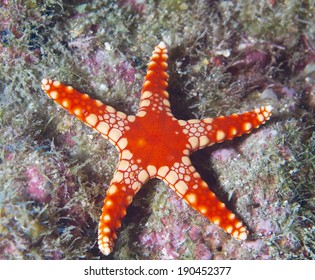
25;166;51;203
211;147;237;162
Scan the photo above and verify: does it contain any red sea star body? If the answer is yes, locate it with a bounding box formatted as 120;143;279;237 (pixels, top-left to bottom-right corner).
41;42;272;256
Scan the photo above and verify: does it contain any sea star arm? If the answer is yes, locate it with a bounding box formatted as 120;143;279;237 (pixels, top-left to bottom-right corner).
98;172;138;255
41;78;132;149
138;42;171;114
159;157;248;240
98;159;151;255
180;106;272;151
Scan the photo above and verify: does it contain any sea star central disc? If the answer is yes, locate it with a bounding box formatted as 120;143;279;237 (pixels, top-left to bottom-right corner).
124;113;188;167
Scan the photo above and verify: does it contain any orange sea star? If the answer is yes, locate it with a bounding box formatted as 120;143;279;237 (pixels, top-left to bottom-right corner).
41;42;272;255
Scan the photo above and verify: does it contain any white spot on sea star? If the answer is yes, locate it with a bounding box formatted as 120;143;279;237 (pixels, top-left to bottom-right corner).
165;170;179;184
96;122;110;135
86;114;98;126
50;91;58;99
175;181;188;195
216;130;226;142
157;166;169;177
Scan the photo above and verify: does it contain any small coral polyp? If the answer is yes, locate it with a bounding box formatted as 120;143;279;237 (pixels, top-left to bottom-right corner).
41;42;272;255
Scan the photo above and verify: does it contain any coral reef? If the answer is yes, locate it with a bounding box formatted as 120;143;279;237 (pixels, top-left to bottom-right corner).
0;0;314;259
